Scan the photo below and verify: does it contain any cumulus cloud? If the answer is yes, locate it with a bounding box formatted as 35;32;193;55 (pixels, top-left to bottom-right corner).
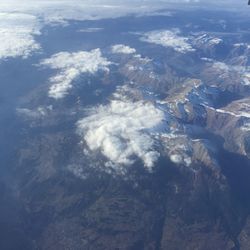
77;99;165;172
141;29;195;53
40;49;112;99
0;12;40;59
111;44;136;54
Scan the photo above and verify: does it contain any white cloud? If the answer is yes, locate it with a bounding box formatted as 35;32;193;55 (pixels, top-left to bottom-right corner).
0;12;41;59
111;44;136;54
0;0;240;60
67;164;88;180
77;99;165;172
40;49;112;99
0;1;179;26
170;154;182;164
17;106;50;118
77;27;104;33
212;61;250;86
0;1;161;60
141;29;195;53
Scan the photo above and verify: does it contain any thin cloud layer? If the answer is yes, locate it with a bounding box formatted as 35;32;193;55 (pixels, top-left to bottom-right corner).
141;29;194;53
0;1;157;60
40;49;112;99
77;100;165;171
0;0;242;60
111;44;136;54
0;12;40;59
0;1;177;27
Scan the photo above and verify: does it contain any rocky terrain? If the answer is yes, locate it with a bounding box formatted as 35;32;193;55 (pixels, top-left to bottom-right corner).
1;6;250;250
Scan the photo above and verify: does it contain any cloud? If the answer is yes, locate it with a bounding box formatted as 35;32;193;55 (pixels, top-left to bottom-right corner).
141;29;195;53
111;44;136;54
212;61;250;86
40;49;112;99
0;1;157;60
16;105;53;120
0;0;243;60
67;164;88;180
77;99;165;172
0;12;41;60
77;27;104;33
0;1;175;25
170;154;182;164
